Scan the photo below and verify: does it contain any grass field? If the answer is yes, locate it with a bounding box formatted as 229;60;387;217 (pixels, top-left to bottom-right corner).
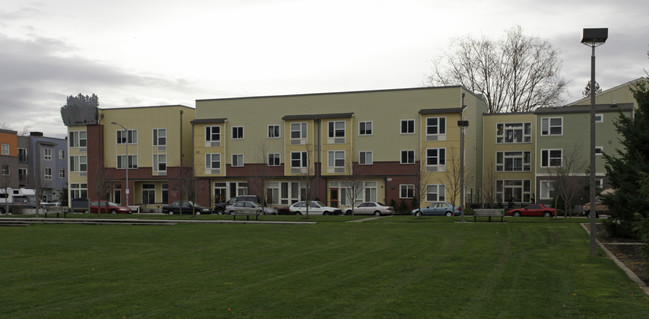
1;216;648;318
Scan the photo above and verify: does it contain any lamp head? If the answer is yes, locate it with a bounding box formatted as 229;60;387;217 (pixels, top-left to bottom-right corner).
581;28;608;45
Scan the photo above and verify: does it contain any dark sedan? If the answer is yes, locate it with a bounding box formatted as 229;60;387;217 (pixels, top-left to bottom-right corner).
162;201;212;215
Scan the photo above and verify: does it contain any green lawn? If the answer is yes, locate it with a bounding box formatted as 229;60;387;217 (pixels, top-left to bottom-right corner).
1;216;647;318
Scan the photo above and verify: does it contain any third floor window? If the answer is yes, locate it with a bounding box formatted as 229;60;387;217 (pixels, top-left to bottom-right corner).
497;123;531;143
69;131;87;148
153;128;166;146
117;129;137;144
205;126;221;142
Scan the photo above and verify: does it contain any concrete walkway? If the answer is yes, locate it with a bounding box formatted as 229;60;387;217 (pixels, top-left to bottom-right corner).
346;215;393;223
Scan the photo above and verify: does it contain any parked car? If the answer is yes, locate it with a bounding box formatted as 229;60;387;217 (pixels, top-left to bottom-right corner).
411;202;460;216
225;201;277;215
89;201;131;214
162;201;212;215
583;198;608;218
345;202;394;216
289;201;343;215
214;195;260;214
506;204;555;217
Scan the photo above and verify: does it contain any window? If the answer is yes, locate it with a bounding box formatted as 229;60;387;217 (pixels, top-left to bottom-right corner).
426;184;446;202
328;121;345;138
18;168;27;182
359;121;373;135
364;182;377;202
18;148;27;162
401;150;415;164
205;126;221;142
400;184;414;198
205;153;221;169
117;129;137;144
497;123;532;143
426;117;446;135
595;114;603;123
539;180;555;200
1;165;8;176
268;125;280;138
541;149;562;167
595;146;603;156
359;151;373;165
327;150;345;168
44;148;52;160
232;126;244;139
290;122;307;140
58;150;66;159
59;169;65;179
496;151;531;172
401;119;415;134
153;128;166;146
117;155;137;169
44;168;52;180
70;183;88;199
496;179;531;203
162;184;169;204
541;117;562;136
1;143;9;155
232;154;244;167
153;154;166;172
426;148;446;167
268;153;281;166
291;151;308;168
69;131;87;147
70;156;87;172
142;184;155;205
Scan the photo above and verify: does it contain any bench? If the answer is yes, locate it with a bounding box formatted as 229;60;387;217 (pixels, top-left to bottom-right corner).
473;209;504;222
232;211;260;221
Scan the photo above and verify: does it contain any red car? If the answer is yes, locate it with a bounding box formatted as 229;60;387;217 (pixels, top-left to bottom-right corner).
506;204;555;217
89;201;131;214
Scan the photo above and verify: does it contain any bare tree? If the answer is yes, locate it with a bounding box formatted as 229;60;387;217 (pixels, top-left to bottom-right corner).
340;152;365;214
254;139;273;214
0;156;11;214
444;148;463;212
93;167;111;214
428;26;566;113
481;161;498;207
549;147;587;217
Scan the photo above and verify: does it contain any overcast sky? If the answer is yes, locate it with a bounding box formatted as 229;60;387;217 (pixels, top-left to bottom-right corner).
1;0;647;138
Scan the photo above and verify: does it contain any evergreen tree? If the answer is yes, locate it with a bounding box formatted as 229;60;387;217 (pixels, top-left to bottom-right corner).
602;80;649;237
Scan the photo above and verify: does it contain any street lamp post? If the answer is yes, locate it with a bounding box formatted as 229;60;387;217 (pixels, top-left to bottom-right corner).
458;93;469;223
111;121;130;209
581;28;608;257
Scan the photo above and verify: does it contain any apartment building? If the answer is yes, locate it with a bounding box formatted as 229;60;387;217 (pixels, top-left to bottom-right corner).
63;104;195;211
0;129;19;189
17;132;67;202
193;86;487;211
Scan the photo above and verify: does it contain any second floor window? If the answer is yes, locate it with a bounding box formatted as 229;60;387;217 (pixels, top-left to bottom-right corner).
205;153;221;169
290;122;307;140
426;117;446;135
268;153;280;166
359;151;373;165
205;126;221;142
291;151;308;168
232;154;244;167
153;154;166;172
496;151;531;172
541;149;562;167
328;150;345;168
117;155;137;169
70;156;87;172
153;128;166;146
401;150;415;164
69;131;87;147
426;148;446;167
44;168;52;180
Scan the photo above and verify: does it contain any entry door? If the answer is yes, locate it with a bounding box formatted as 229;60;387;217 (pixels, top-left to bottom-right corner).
330;188;339;207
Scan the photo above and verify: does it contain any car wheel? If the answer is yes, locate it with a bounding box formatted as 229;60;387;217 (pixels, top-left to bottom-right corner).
323;211;329;216
215;208;224;215
543;212;552;217
110;209;117;214
374;211;381;216
445;212;452;217
296;211;303;215
416;211;422;217
345;210;352;215
513;211;521;217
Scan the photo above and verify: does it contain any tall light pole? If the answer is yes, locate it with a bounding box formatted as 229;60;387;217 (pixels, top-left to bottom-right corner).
458;93;469;223
111;121;130;208
581;28;607;257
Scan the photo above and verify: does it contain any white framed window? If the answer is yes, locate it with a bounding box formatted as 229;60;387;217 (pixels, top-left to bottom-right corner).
327;150;345;168
70;183;88;199
400;184;415;199
232;154;244;167
291;151;308;168
58;169;65;179
268;125;280;138
290;122;307;141
268;153;281;166
359;121;373;135
117;129;137;144
496;151;531;172
595;146;604;156
153;154;166;173
117;155;137;169
359;151;373;165
142;184;155;205
426;184;446;202
541;117;562;136
426;117;446;135
205;153;221;170
58;150;66;159
153;128;166;146
232;126;244;139
426;148;446;169
595;114;603;123
401;150;415;164
44;167;52;180
400;119;415;134
497;123;532;143
328;121;345;138
1;143;10;155
44;148;52;160
69;131;87;147
70;155;87;172
539;180;555;200
496;179;531;203
364;181;377;202
205;126;221;142
541;149;562;168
